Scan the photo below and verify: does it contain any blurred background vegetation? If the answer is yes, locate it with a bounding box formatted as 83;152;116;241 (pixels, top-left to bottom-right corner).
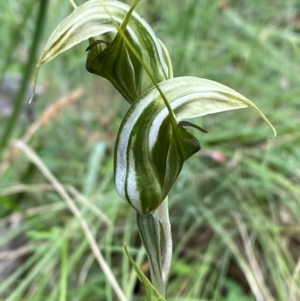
0;0;300;300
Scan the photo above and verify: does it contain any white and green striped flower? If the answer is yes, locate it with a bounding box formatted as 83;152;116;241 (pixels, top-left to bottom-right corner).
114;76;276;214
34;0;172;103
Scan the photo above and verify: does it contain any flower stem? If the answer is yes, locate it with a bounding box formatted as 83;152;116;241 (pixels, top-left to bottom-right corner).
156;197;172;283
137;198;172;297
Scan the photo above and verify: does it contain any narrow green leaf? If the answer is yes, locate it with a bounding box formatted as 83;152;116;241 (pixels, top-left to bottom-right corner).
137;212;166;296
124;245;167;301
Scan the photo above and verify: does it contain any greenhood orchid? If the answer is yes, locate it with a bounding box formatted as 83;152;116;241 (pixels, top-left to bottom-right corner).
33;0;275;215
85;0;172;103
33;0;276;298
114;76;271;214
36;0;171;104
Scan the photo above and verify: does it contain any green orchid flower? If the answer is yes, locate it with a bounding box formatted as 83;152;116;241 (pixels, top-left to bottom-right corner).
85;0;173;103
114;76;276;214
34;0;172;104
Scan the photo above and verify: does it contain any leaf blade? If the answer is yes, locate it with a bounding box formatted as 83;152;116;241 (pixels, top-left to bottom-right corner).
124;245;167;301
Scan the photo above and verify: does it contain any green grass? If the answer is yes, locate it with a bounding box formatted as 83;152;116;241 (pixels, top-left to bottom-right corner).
1;0;300;300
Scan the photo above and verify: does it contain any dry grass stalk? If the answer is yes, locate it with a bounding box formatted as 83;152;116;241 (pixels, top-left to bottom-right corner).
233;212;275;301
0;88;84;177
12;140;128;301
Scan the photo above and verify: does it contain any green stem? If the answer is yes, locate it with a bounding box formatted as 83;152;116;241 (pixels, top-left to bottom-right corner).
0;0;36;77
0;0;49;154
156;197;172;283
137;198;172;298
137;211;165;296
69;0;77;9
60;238;68;301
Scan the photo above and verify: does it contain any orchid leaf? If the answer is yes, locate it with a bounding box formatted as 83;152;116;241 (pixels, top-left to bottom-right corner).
124;245;167;301
137;212;165;296
114;76;276;214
